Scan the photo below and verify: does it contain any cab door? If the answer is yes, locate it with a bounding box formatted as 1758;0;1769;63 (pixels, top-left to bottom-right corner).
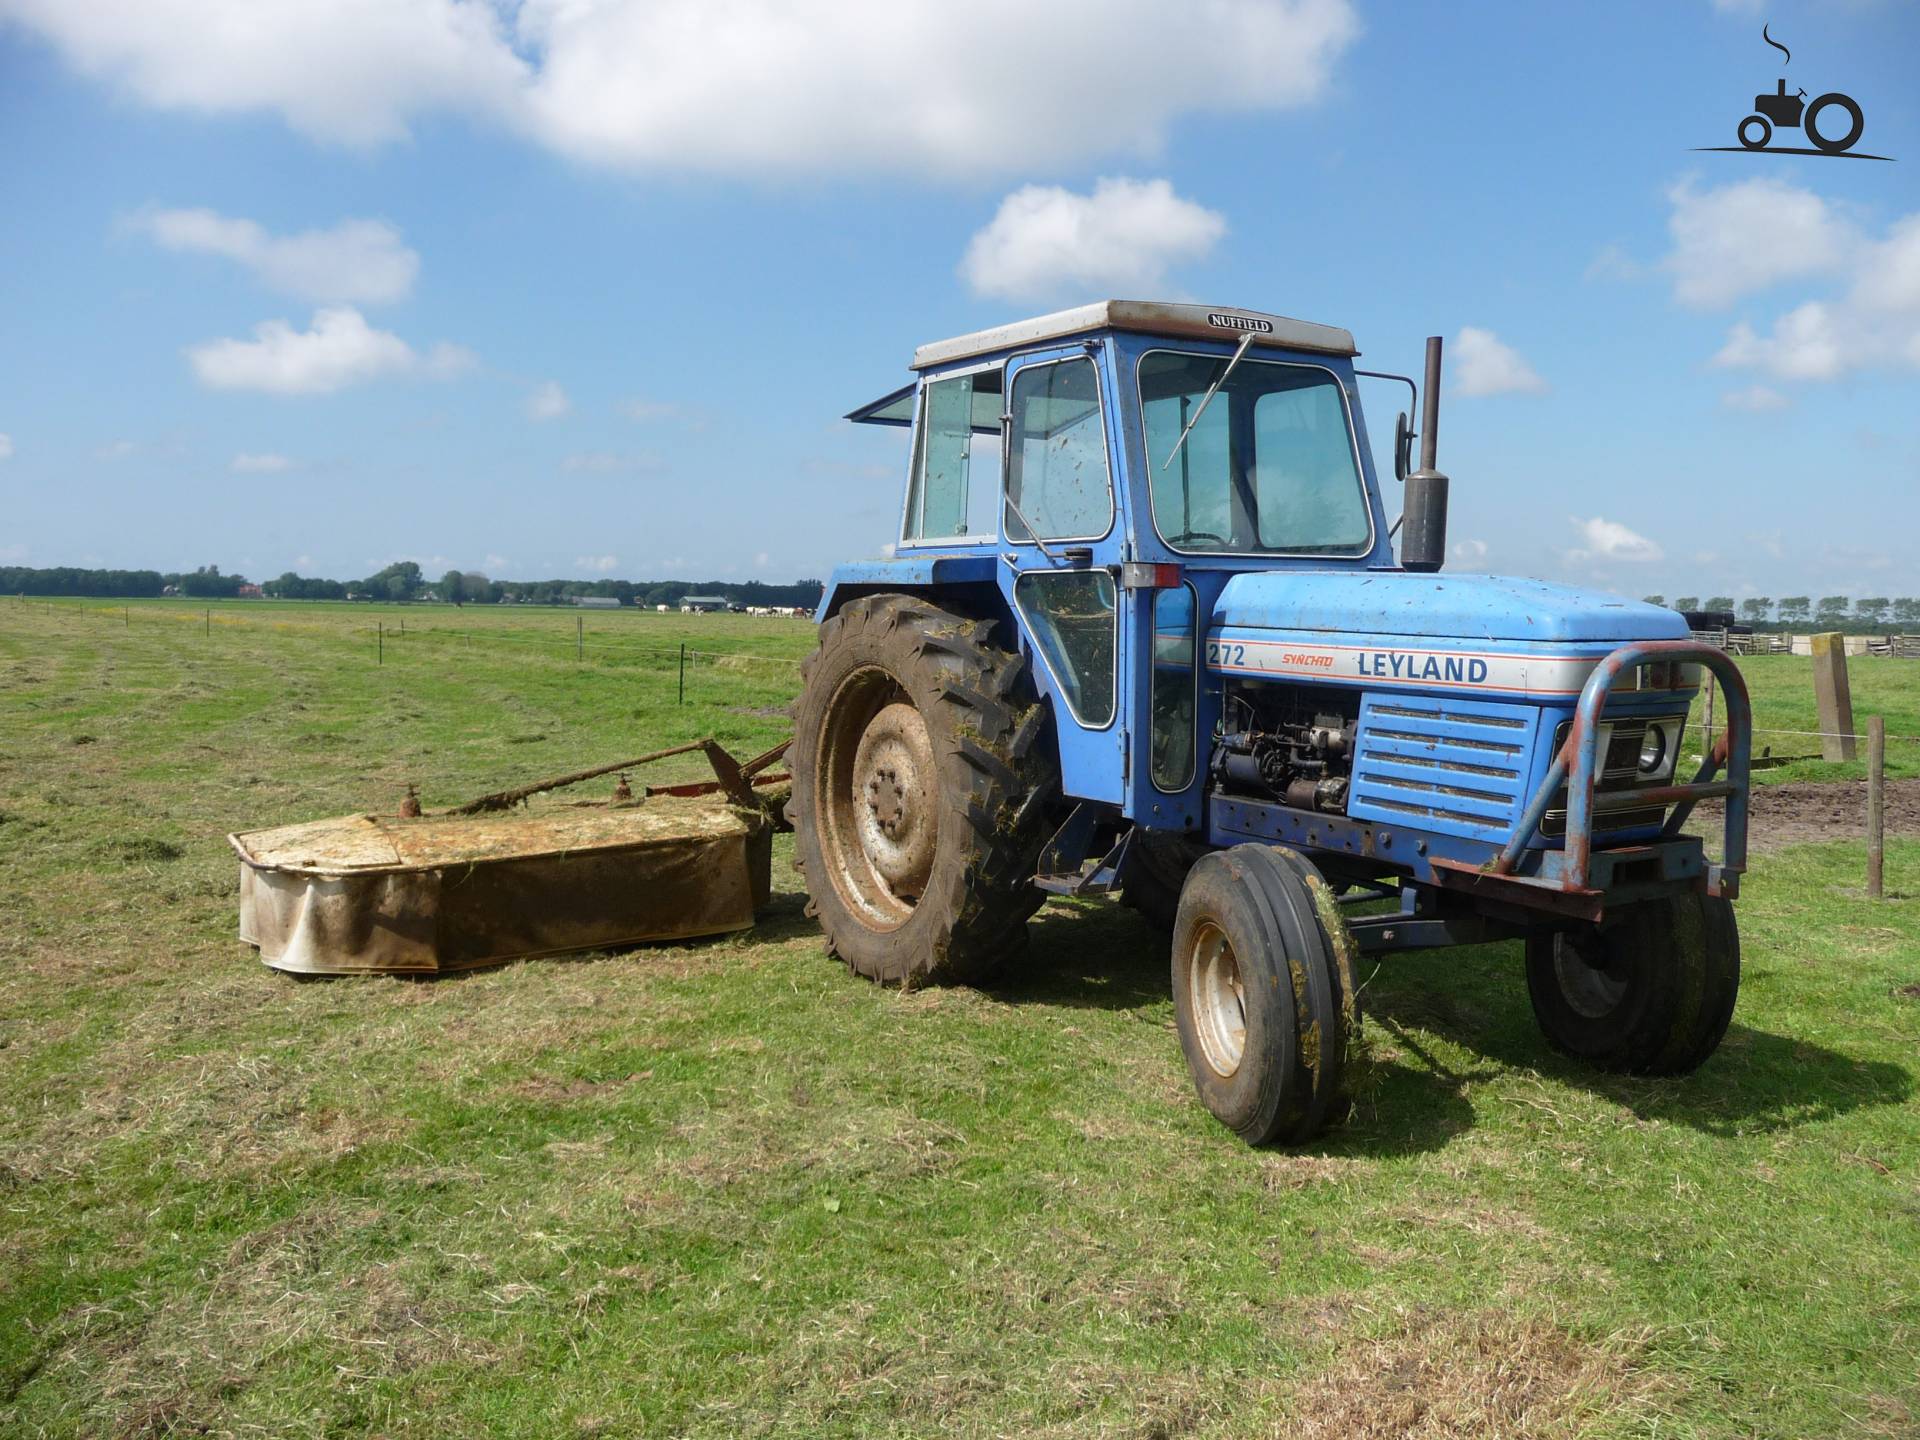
997;344;1128;805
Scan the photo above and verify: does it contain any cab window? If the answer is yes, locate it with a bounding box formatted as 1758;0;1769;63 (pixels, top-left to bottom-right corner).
1005;357;1112;541
903;369;1002;541
1139;351;1370;554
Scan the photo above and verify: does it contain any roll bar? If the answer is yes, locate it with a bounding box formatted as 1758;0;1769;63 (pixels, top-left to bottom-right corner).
1492;641;1752;895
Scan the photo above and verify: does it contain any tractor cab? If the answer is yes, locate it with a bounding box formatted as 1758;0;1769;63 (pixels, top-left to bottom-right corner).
840;301;1397;825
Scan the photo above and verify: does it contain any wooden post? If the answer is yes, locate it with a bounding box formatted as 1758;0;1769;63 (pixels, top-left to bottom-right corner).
124;606;129;627
678;642;686;705
1703;672;1716;758
205;608;211;636
1810;631;1857;761
378;621;384;667
577;614;584;662
1867;715;1885;900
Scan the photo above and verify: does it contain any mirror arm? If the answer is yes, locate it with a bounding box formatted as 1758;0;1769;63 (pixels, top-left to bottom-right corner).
1356;369;1419;481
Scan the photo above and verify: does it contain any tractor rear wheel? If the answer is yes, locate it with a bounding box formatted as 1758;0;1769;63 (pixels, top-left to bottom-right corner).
1524;891;1739;1075
1122;832;1205;934
1171;845;1360;1145
789;594;1056;986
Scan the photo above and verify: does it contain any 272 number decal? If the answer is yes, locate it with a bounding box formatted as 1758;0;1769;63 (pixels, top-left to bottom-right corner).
1204;641;1246;667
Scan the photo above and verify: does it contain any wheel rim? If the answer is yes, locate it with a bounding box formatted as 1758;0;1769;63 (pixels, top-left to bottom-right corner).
817;668;937;930
1187;920;1247;1077
1554;933;1629;1020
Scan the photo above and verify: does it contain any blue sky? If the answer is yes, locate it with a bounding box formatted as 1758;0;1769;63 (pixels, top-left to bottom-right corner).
1;0;1915;600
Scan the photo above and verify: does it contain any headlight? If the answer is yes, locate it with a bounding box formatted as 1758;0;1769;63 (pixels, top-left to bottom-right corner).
1636;717;1686;781
1639;724;1667;775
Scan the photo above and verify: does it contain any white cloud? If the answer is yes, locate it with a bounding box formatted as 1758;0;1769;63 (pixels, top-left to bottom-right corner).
1720;384;1790;413
96;439;136;460
960;178;1226;301
186;307;472;394
0;0;526;147
131;207;418;303
561;450;658;473
527;380;570;421
1583;244;1642;283
754;551;770;568
575;554;619;573
0;433;11;461
0;0;1358;176
231;451;293;471
1450;538;1489;570
1710;213;1920;383
1452;327;1546;397
1663;177;1852;310
617;396;678;422
1566;516;1664;565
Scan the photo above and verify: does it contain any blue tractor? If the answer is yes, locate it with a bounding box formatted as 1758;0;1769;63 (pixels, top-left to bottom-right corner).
791;301;1750;1145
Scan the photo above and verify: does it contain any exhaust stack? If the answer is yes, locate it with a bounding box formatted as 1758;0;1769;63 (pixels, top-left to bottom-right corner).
1400;336;1449;574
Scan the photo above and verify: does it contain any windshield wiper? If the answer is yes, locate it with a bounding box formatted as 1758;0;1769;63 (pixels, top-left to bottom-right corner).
1159;330;1255;472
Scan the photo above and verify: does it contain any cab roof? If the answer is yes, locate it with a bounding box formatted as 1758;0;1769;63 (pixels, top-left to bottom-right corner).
910;299;1357;371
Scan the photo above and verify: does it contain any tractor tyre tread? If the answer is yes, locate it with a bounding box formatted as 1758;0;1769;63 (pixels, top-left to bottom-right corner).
1524;891;1739;1076
790;593;1057;987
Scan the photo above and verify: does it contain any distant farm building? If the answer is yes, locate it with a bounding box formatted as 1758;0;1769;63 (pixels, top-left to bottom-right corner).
237;584;264;598
572;596;622;609
680;595;728;613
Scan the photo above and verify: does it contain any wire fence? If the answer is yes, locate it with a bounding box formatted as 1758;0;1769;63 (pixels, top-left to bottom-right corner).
10;598;811;705
16;597;1920;738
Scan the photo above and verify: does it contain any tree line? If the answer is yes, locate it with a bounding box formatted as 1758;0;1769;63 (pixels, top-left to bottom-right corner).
1641;595;1920;628
2;561;824;610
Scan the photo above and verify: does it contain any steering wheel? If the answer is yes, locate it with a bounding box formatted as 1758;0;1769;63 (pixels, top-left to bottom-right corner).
1168;531;1227;547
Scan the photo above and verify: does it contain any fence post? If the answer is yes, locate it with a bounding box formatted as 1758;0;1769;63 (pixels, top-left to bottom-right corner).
577;614;584;662
1867;715;1885;900
205;608;211;636
124;606;129;627
1810;631;1858;762
678;643;686;705
378;621;384;667
1703;672;1716;758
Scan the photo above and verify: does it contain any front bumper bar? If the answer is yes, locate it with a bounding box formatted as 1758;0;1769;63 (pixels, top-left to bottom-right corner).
1488;640;1751;900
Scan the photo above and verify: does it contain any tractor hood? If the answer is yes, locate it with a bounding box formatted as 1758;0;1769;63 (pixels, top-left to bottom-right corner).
1209;571;1688;645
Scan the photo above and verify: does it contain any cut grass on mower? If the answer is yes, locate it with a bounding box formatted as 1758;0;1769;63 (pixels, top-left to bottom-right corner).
2;600;1918;1438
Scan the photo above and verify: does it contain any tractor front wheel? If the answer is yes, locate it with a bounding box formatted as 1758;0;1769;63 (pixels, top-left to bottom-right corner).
1171;845;1360;1145
789;594;1057;986
1524;891;1740;1075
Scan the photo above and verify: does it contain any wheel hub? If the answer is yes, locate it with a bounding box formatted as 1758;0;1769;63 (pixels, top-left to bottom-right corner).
850;702;937;898
1555;933;1630;1020
1188;920;1247;1077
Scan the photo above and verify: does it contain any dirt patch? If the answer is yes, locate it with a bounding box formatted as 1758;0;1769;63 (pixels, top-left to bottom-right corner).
1285;1307;1667;1438
1697;778;1920;851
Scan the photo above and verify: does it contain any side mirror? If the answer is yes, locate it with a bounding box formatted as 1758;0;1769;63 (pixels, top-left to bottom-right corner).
1393;411;1413;483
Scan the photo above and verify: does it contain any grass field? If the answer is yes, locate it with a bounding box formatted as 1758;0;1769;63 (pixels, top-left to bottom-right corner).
3;598;1919;1438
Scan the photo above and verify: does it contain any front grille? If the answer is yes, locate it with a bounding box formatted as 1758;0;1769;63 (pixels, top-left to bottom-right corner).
1540;714;1686;836
1346;696;1540;841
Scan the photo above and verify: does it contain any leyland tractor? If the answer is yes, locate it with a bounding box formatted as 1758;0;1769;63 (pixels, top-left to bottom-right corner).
790;301;1750;1145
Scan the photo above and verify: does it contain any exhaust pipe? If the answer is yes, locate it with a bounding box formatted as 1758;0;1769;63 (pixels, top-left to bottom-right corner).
1400;336;1449;574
